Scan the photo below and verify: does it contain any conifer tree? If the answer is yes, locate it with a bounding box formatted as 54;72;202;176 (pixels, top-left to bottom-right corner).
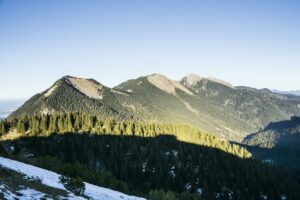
17;119;26;134
40;114;49;135
57;114;65;133
48;114;58;133
0;121;6;135
114;122;121;135
30;116;41;135
74;112;81;131
66;113;74;132
104;119;113;134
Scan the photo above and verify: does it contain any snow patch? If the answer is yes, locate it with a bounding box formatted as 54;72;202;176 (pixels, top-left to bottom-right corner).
142;162;147;173
281;195;287;200
185;183;192;191
0;184;16;199
172;150;178;157
178;98;199;114
0;157;66;190
262;159;275;165
197;188;203;196
261;194;268;200
111;89;129;96
17;188;50;199
0;157;145;200
170;166;176;177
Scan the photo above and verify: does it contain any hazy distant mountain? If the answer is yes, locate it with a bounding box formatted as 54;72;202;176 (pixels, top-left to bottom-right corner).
272;89;300;96
9;74;300;141
0;100;24;119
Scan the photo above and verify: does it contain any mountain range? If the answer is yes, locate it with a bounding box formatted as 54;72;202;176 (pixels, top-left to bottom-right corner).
10;73;300;141
272;89;300;97
0;100;24;119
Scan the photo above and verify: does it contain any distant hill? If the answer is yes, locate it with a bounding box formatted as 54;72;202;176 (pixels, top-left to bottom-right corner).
243;116;300;173
244;116;300;148
9;74;300;141
272;89;300;96
0;100;24;119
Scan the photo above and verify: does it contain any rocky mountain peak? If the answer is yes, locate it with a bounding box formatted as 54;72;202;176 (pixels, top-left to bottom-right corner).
146;74;194;96
181;74;203;87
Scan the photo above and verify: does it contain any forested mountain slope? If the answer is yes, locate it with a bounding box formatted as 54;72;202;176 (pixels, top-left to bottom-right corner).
180;74;300;133
243;117;300;174
1;113;299;199
244;116;300;148
0;112;252;158
117;74;300;140
9;74;300;141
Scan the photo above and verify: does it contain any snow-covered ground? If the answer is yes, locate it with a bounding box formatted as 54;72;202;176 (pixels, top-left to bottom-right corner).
0;157;145;200
0;185;51;200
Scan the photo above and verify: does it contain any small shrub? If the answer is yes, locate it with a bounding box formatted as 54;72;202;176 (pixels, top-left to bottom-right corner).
59;175;85;195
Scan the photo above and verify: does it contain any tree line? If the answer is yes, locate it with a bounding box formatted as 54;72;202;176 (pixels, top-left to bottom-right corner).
1;112;251;158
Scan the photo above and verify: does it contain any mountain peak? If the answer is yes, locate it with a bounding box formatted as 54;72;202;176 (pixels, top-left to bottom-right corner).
43;76;105;100
181;74;234;88
64;76;104;99
146;74;194;96
181;73;204;87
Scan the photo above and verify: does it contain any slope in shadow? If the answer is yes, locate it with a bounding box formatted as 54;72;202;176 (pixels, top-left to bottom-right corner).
242;116;300;176
244;116;300;141
1;133;300;200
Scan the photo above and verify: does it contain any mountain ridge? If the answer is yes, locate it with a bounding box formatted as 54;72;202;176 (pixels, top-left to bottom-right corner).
9;73;300;141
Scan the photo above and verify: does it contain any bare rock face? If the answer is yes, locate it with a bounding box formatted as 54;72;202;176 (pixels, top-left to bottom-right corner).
147;74;194;96
67;77;103;99
181;73;234;89
181;73;203;88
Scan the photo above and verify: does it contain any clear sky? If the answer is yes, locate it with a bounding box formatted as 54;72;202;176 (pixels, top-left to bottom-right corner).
0;0;299;99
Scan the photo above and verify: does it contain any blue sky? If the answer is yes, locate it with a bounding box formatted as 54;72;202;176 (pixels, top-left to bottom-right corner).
0;0;299;99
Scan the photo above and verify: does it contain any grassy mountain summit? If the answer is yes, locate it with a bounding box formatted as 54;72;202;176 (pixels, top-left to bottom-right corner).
9;74;300;141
